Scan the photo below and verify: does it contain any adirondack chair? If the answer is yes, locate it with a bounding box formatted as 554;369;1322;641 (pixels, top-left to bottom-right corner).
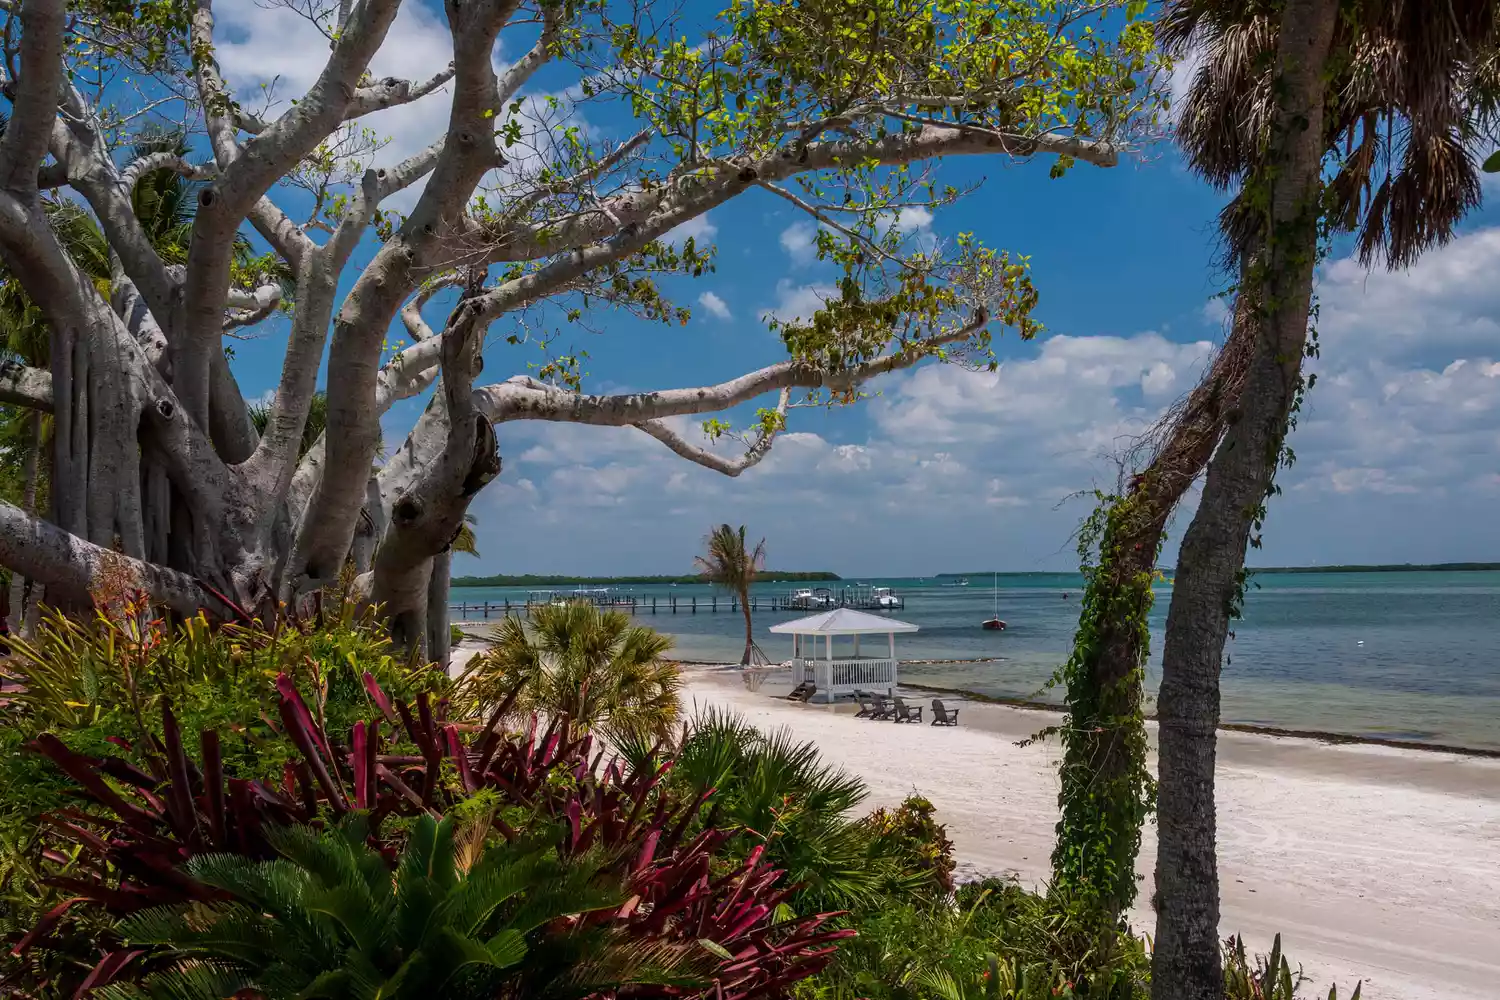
892;697;923;723
868;693;895;720
930;699;959;726
854;690;876;718
786;681;815;702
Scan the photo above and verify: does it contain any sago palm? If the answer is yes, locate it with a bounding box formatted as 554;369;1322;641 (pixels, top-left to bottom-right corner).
101;814;688;1000
462;601;680;736
694;524;766;666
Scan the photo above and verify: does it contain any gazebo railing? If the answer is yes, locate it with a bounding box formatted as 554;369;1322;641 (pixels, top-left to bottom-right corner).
790;657;897;696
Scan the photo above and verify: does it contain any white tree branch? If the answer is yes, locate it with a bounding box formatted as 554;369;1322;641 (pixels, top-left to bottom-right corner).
400;272;465;341
345;63;456;120
0;500;227;617
495;8;559;105
119;152;216;190
632;387;791;477
487;123;1117;267
0;358;52;411
476;310;988;426
0;0;65;192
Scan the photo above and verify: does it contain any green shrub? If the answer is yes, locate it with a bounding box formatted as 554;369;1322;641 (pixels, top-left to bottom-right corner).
1223;934;1361;1000
6;675;848;998
807;879;1149;1000
0;599;445;982
865;795;957;896
632;708;938;917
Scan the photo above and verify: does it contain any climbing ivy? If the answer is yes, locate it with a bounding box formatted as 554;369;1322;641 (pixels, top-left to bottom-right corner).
1041;488;1158;918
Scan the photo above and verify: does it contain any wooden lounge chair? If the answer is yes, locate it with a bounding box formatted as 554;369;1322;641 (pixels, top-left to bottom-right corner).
868;693;895;720
854;690;876;718
930;699;959;726
786;681;814;702
892;697;923;724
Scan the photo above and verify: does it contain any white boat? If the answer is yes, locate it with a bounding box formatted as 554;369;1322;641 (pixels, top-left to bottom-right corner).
872;587;900;608
789;588;815;609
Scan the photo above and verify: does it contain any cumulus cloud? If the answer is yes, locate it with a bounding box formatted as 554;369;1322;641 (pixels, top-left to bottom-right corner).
214;0;595;211
697;291;732;320
667;213;718;246
779;222;818;262
759;280;835;326
465;227;1500;573
215;0;459;205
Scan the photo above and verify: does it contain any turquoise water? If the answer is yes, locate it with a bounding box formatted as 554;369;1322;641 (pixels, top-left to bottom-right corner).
451;572;1500;751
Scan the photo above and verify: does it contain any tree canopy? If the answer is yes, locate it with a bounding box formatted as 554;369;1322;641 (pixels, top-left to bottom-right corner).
0;0;1162;654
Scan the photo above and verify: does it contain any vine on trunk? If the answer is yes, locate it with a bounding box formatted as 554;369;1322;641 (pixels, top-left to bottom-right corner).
1043;490;1157;917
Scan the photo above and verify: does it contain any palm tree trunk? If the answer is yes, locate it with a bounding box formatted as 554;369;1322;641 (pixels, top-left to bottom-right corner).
739;582;753;666
1151;3;1339;998
7;415;40;632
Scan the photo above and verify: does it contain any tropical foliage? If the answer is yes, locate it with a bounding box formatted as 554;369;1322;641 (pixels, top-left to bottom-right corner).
695;524;767;665
6;666;850;998
622;709;939;916
457;602;681;736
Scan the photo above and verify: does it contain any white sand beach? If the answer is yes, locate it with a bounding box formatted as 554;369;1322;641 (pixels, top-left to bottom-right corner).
676;665;1500;1000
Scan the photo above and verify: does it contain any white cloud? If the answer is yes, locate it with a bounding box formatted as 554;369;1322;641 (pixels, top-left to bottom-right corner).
1201;296;1230;327
697;291;731;320
213;0;599;212
666;213;718;245
779;222;818;262
894;206;933;232
464;226;1500;573
759;280;836;326
1316;228;1500;359
215;0;460;207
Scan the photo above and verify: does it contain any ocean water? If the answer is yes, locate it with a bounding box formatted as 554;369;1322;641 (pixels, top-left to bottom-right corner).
450;572;1500;752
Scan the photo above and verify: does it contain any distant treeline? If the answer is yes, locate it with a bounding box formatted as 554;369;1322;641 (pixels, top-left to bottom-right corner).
450;571;842;587
1246;562;1500;574
937;564;1500;577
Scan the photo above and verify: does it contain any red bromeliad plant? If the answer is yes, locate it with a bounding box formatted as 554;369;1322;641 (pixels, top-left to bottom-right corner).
11;674;851;998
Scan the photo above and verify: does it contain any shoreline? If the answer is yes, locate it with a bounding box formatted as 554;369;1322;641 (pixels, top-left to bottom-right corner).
676;664;1500;1000
665;658;1500;759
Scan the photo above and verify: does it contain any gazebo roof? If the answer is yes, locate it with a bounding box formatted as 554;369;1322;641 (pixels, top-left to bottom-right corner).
769;608;919;635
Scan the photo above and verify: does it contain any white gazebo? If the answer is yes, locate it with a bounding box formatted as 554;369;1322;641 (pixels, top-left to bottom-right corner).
769;608;919;703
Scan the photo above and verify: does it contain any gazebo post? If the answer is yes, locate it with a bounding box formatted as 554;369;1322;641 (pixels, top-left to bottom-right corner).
824;633;832;699
888;632;896;695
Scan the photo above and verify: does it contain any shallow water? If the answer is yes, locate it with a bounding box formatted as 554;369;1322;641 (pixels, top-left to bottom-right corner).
451;571;1500;751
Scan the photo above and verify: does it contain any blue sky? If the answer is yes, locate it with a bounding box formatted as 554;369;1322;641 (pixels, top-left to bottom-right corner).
216;0;1500;577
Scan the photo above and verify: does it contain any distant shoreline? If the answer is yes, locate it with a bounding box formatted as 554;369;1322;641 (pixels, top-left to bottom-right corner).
935;562;1500;577
451;571;841;587
450;565;1498;588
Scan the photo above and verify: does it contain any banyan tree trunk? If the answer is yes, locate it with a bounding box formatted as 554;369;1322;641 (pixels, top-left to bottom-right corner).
7;417;41;631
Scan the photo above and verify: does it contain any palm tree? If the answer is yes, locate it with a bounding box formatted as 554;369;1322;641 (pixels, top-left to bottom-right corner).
693;524;766;666
1151;4;1500;998
459;601;680;737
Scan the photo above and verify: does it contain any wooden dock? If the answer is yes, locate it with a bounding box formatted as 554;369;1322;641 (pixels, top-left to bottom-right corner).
449;587;905;620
